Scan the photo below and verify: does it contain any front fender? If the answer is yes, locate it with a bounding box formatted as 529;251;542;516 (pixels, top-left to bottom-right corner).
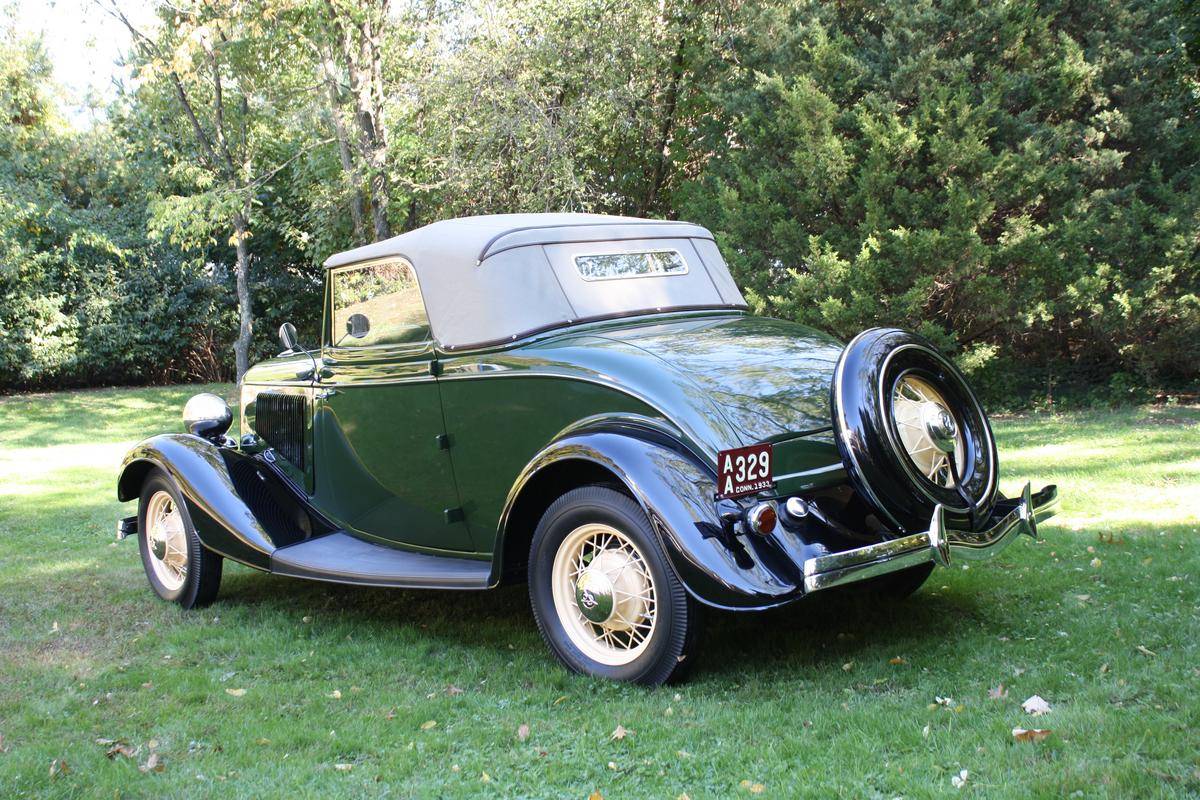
118;434;280;569
502;426;807;610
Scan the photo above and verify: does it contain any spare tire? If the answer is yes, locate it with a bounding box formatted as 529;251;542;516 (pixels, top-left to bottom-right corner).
831;328;998;533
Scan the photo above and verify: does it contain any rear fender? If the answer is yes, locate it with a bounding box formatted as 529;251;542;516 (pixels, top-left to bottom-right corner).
500;424;807;610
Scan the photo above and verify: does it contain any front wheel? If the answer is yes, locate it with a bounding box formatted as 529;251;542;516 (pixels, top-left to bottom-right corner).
529;486;702;685
137;469;222;609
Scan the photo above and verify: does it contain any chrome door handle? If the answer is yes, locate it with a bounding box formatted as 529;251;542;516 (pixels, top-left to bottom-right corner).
316;389;340;400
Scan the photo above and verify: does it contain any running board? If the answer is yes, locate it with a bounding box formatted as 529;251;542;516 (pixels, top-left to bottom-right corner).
270;532;492;589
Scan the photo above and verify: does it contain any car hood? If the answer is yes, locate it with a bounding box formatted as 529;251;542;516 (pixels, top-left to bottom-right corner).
590;314;844;445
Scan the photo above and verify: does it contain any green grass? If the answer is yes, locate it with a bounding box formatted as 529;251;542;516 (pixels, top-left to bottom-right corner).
0;385;1197;798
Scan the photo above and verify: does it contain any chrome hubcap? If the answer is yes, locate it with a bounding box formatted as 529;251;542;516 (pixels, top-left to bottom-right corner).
145;490;188;591
552;523;657;666
892;374;967;487
574;570;615;623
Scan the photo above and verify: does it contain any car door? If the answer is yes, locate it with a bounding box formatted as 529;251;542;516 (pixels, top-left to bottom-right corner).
311;258;473;553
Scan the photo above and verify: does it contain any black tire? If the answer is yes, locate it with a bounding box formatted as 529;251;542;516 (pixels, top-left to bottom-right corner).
858;562;934;599
528;486;702;685
137;469;222;609
831;328;999;533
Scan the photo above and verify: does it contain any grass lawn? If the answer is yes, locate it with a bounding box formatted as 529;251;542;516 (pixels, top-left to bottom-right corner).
0;385;1197;798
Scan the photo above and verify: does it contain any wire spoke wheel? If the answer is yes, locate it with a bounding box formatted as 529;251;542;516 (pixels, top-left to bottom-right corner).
890;373;967;487
145;490;188;592
551;523;658;666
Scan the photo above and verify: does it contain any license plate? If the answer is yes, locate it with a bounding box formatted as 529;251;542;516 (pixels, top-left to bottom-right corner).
716;443;774;499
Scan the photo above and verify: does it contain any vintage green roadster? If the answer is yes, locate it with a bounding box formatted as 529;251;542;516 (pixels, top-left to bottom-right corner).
116;213;1058;684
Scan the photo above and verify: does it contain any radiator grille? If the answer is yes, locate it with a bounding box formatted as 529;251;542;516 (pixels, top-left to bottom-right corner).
255;392;307;470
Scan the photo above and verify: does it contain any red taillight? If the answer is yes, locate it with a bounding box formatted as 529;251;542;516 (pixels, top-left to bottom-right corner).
746;502;777;535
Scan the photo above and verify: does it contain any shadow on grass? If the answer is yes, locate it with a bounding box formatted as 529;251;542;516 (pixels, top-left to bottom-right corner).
188;565;979;682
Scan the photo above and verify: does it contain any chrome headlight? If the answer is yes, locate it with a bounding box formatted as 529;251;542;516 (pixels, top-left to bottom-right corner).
183;393;233;442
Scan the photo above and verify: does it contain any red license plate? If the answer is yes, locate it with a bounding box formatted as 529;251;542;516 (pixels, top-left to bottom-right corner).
717;443;774;499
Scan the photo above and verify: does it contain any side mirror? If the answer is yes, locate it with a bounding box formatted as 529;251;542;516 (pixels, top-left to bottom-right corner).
346;313;370;339
279;322;299;353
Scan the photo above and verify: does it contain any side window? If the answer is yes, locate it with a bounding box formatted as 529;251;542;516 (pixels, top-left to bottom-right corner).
331;260;430;348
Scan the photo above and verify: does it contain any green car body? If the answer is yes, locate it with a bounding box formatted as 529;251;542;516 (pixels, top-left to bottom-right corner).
240;308;848;557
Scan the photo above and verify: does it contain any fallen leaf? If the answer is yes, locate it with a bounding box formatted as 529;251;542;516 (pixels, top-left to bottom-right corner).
0;734;7;753
1090;557;1102;568
988;684;1008;700
935;696;954;707
255;738;271;746
1022;695;1051;716
889;656;906;665
1099;663;1110;674
446;685;464;696
677;794;691;800
51;621;59;633
610;724;631;741
607;761;618;771
842;661;854;672
225;688;246;698
49;758;69;779
588;792;603;800
553;695;568;705
480;771;491;782
951;769;969;788
922;724;931;739
1136;645;1157;657
105;743;135;760
739;779;765;794
302;615;312;623
334;763;353;772
420;720;437;731
1011;727;1052;743
329;689;342;699
385;709;396;720
517;724;530;742
139;752;164;773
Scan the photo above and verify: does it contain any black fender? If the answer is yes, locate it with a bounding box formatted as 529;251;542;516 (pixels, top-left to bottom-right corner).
498;421;807;610
118;434;326;569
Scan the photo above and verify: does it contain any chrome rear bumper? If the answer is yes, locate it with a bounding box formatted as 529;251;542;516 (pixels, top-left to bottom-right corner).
802;483;1059;593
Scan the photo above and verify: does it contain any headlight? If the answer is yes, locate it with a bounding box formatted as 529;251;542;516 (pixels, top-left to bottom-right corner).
183;393;233;442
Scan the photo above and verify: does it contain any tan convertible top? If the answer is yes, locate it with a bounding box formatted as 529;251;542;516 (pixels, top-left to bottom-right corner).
323;213;746;350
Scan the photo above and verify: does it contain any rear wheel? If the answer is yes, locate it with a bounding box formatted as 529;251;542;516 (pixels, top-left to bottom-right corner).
529;486;701;685
137;470;222;609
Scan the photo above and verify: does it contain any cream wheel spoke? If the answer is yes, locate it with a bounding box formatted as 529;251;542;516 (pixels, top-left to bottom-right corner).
145;490;188;592
551;522;658;667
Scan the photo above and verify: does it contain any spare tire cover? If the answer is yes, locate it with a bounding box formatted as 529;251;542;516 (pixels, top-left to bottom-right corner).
830;328;998;533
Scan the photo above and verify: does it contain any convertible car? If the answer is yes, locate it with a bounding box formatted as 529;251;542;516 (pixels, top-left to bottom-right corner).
116;213;1058;684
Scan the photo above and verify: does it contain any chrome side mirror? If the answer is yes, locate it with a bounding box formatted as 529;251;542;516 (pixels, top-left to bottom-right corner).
279;322;299;353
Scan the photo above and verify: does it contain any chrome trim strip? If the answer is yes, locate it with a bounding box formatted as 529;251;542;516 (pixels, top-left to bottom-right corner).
802;483;1059;593
774;462;844;481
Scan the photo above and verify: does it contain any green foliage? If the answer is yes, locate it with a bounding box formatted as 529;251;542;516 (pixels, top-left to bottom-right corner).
1;0;1197;400
678;0;1200;405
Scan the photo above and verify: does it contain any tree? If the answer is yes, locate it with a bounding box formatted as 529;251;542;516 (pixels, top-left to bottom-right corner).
103;0;306;379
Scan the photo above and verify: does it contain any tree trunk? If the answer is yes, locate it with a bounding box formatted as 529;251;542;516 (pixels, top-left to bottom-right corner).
640;35;687;216
232;209;254;381
324;69;367;243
